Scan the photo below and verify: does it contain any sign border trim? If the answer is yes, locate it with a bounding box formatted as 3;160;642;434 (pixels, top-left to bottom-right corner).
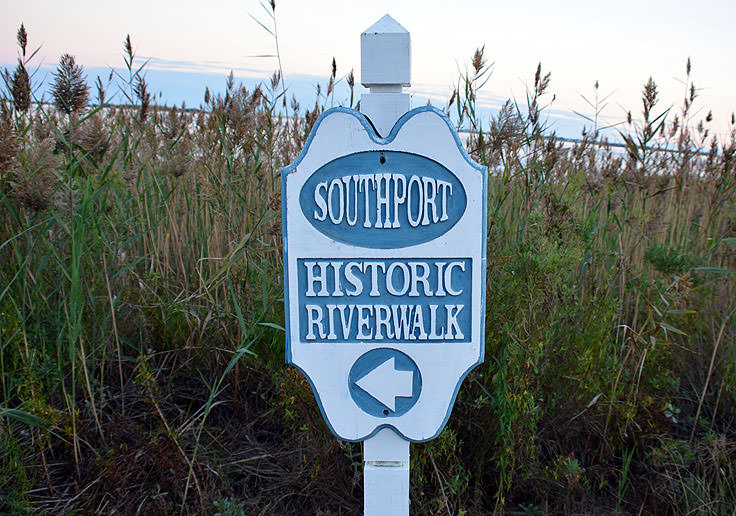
281;105;488;442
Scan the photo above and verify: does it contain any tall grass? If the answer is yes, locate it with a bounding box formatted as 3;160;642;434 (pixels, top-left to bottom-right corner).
1;25;734;515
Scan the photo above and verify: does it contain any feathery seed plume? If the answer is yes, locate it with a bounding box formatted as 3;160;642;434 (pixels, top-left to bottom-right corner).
17;24;27;57
134;75;151;121
472;46;486;75
10;60;31;113
95;75;105;105
346;69;354;89
51;53;89;115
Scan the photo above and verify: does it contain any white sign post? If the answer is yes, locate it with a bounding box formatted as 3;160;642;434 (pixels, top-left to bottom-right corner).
281;15;487;515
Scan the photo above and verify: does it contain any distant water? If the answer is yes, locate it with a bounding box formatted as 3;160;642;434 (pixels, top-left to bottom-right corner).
10;64;350;109
2;63;595;140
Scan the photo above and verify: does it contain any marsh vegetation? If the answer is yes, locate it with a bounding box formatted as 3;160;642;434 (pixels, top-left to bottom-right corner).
1;20;735;515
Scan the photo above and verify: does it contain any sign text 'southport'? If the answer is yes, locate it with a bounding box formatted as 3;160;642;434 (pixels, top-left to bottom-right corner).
312;173;454;228
299;150;467;248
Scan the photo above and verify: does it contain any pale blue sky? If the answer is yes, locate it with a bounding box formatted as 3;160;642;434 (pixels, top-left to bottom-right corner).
2;0;734;138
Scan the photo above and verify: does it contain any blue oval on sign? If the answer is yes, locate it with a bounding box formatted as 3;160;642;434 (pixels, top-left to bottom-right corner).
299;151;466;248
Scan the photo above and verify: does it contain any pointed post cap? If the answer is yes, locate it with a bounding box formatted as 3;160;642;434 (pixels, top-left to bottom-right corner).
361;14;411;87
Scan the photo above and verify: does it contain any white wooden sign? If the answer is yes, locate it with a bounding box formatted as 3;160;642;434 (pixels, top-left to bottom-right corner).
282;106;487;442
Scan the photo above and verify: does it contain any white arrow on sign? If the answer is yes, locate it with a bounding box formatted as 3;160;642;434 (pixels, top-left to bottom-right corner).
355;357;414;412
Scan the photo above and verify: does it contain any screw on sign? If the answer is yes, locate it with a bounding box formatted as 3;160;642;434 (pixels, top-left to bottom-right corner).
281;15;487;515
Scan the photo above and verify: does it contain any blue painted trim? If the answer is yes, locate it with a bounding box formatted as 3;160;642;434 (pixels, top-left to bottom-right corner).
281;106;486;176
408;135;488;443
423;172;488;442
281;106;488;443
